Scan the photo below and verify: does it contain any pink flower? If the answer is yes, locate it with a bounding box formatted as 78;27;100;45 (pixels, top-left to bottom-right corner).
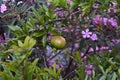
103;18;108;26
88;47;94;53
90;34;98;41
113;8;118;13
74;43;79;49
88;46;99;53
100;46;109;50
109;1;117;8
81;29;92;38
47;2;51;6
83;56;87;60
86;70;92;76
108;18;118;28
0;4;7;13
80;52;84;57
96;46;99;51
92;15;102;26
54;7;66;17
66;0;72;5
92;3;99;9
108;50;112;53
86;64;93;70
107;8;118;13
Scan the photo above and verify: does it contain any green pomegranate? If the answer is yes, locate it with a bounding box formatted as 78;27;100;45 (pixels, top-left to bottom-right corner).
51;36;66;49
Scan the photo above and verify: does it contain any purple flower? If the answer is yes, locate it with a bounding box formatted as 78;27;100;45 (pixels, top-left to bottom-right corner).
90;33;98;41
88;47;94;53
86;70;92;76
54;7;66;17
100;46;109;50
107;8;118;13
92;3;99;9
81;29;92;38
109;1;117;8
78;7;80;11
66;0;72;5
85;64;93;76
113;8;118;13
93;15;102;26
83;56;87;60
0;4;7;13
103;18;108;26
108;2;118;13
48;61;63;69
108;18;118;28
86;64;93;70
80;52;84;57
60;27;69;32
74;43;79;49
111;38;120;46
88;46;99;53
96;46;99;51
47;2;51;6
108;50;112;53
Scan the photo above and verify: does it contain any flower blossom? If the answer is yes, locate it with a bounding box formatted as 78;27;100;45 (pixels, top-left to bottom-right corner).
86;70;93;76
92;15;102;26
103;18;108;26
93;15;118;29
54;7;66;17
81;29;92;38
0;4;7;13
66;0;72;5
90;33;98;41
85;64;94;76
92;3;99;9
108;18;118;29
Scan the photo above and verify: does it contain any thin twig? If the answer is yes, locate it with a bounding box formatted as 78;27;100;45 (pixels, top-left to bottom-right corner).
48;50;62;60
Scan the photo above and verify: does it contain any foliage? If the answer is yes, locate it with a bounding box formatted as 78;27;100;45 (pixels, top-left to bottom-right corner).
0;0;120;80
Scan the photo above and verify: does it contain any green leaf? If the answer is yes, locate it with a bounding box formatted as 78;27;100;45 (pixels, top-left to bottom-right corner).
92;70;95;79
26;21;35;29
79;39;84;50
59;0;67;8
0;72;12;80
75;66;85;80
8;25;22;31
32;9;44;24
42;35;47;48
22;36;36;49
85;75;88;80
18;40;23;47
42;5;48;12
1;64;14;79
99;65;105;74
118;68;120;76
105;66;112;74
24;59;39;80
32;31;46;37
22;36;31;48
27;38;36;49
111;72;117;80
74;51;81;61
79;2;89;6
82;5;91;13
99;75;106;80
